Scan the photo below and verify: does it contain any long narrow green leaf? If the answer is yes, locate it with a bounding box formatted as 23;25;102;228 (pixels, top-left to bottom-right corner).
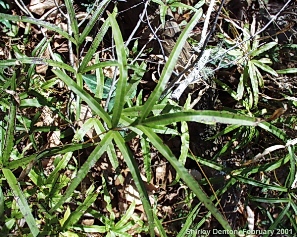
288;145;296;188
139;9;202;121
52;69;111;127
49;131;113;213
47;152;73;184
250;197;290;203
75;73;83;121
2;169;39;237
258;121;288;142
276;68;297;74
233;175;288;192
177;204;200;237
109;11;128;127
140;111;258;127
64;0;79;43
0;58;76;73
62;185;99;229
0;187;4;217
81;61;119;74
114;201;136;229
248;61;258;106
252;59;278;76
141;137;152;181
79;18;111;72
137;125;234;235
2;72;17;165
113;131;156;237
0;13;76;44
264;203;290;237
250;42;277;57
7;143;94;170
79;0;111;45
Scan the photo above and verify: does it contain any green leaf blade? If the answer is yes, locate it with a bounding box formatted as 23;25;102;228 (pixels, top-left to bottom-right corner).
3;169;40;237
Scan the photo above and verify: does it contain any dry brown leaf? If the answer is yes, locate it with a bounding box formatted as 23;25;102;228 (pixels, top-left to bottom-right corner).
29;0;61;15
266;107;287;122
155;162;167;189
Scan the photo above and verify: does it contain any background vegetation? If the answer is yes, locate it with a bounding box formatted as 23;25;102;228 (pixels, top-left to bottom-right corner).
0;0;297;236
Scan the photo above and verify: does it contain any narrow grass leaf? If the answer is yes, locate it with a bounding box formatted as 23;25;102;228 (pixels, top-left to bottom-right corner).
141;111;258;126
190;154;225;171
47;152;73;184
0;13;76;43
0;58;76;73
236;68;246;100
49;132;113;213
153;212;167;237
214;78;239;101
75;73;83;121
250;197;290;203
64;0;79;43
264;203;290;237
7;143;94;170
248;61;258;106
288;145;296;188
252;59;278;76
113;131;156;237
258;121;288;142
79;18;111;72
138;125;234;235
108;11;128;127
3;168;39;237
78;0;111;45
62;185;99;230
140;9;202;121
2;73;17;165
95;55;104;99
177;204;200;237
0;187;4;217
254;65;264;88
141;137;152;181
81;61;119;74
207;124;240;140
250;42;277;57
233;175;287;192
106;143;119;170
52;69;111;127
276;68;297;74
73;225;107;233
177;120;189;181
114;201;135;229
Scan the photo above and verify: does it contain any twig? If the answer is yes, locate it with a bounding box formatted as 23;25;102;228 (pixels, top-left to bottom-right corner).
125;0;148;47
145;6;167;62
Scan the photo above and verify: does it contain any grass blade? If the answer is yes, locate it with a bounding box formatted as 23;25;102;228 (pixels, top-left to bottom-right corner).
64;0;79;43
248;61;258;107
113;131;156;237
137;125;234;235
139;9;202;121
62;184;99;230
108;11;128;127
52;69;111;127
1;81;17;165
79;18;111;72
79;0;111;45
0;58;76;73
264;203;290;237
140;110;258;126
2;168;39;237
0;13;76;44
233;175;287;192
49;131;113;213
